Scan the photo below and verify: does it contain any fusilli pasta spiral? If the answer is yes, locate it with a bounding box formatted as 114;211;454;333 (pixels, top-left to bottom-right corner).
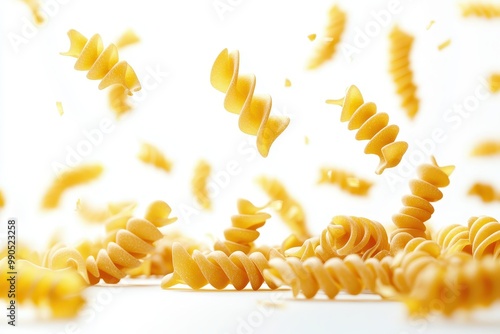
468;216;500;259
468;182;500;203
0;258;86;318
138;142;173;173
306;5;346;69
191;160;212;210
461;3;500;18
61;29;141;94
161;243;284;290
42;164;104;209
210;48;290;157
318;167;373;196
391;157;454;240
326;85;408;174
434;224;471;256
389;26;419;119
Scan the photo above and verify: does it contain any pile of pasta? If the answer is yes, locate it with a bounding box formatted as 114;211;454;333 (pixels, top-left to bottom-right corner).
4;1;500;322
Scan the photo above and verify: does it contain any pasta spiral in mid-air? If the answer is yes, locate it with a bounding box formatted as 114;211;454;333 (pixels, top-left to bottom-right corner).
137;142;173;173
470;139;500;156
210;48;290;157
460;3;500;18
61;29;141;94
191;160;212;210
468;182;500;203
326;85;408;174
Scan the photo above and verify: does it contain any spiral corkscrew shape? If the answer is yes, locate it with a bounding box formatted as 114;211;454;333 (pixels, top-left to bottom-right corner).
468;216;500;259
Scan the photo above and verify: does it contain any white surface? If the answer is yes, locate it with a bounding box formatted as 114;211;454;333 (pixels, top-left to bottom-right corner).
1;0;500;333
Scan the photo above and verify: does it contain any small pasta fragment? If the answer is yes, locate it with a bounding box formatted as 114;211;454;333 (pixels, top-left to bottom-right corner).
471;139;500;156
389;26;419;119
210;48;290;157
115;29;140;49
326;85;408;174
318;167;373;196
437;39;451;51
0;258;86;318
138;142;173;173
42;164;104;209
306;5;346;69
426;20;435;30
307;34;317;41
460;3;500;18
285;78;292;87
191;160;212;210
489;74;500;92
21;0;44;25
0;189;4;208
468;182;500;203
56;101;64;116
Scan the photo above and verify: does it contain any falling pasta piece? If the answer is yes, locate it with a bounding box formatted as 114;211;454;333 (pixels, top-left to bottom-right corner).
304;136;309;145
470;139;500;155
318;167;373;196
437;39;451;50
60;29;141;94
42;164;104;209
20;0;44;25
285;78;292;87
308;34;317;41
210;49;290;157
306;5;346;69
108;85;132;118
0;190;4;208
460;3;500;18
489;74;500;93
115;29;140;49
426;20;435;30
191;160;212;210
326;85;409;174
56;101;64;116
138;142;173;173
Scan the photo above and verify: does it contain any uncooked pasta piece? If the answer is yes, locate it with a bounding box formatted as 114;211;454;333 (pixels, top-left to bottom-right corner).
61;29;141;94
214;199;273;254
437;39;451;50
468;216;500;259
391;157;454;242
285;78;292;87
21;0;44;24
470;139;500;155
108;85;132;118
41;164;104;209
161;243;284;290
460;3;500;18
76;199;137;223
115;29;140;49
468;182;500;203
426;20;435;30
307;34;317;41
0;189;4;208
389;26;419;119
0;258;86;318
304;136;309;145
306;5;346;69
138;142;173;173
318;167;373;196
191;160;211;210
326;85;408;174
210;48;290;157
489;75;500;92
434;224;471;255
56;101;64;116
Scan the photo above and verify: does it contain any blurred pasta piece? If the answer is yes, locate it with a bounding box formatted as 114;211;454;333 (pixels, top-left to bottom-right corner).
470;139;500;156
76;199;137;223
460;3;500;18
138;142;173;173
489;74;500;92
115;29;140;49
191;160;212;210
108;85;133;118
0;189;4;208
318;167;373;196
56;101;64;116
20;0;44;24
437;39;451;50
468;182;500;203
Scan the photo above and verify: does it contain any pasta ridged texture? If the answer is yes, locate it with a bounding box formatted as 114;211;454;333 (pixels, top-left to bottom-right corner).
47;201;177;285
191;160;212;210
434;224;471;256
461;3;500;18
470;140;500;156
138;142;173;173
210;48;290;157
214;199;273;255
287;216;390;261
389;26;419;119
42;164;104;209
326;85;408;174
391;249;440;295
391;157;454;241
0;258;86;318
21;0;44;25
161;243;284;290
256;176;311;241
318;167;373;196
76;199;136;224
61;29;141;94
468;216;500;259
264;255;393;299
405;254;500;316
306;5;346;69
468;182;500;203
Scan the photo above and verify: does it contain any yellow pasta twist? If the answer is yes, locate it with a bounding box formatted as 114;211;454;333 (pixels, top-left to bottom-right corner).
21;0;44;25
48;201;177;285
214;199;273;254
137;142;173;173
326;85;409;174
470;139;500;156
161;243;284;290
468;216;500;259
389;26;419;119
42;164;103;209
61;29;141;94
434;224;471;255
0;258;86;318
461;3;500;18
264;255;393;299
391;157;454;240
318;167;373;196
191;160;212;210
468;182;500;203
306;5;346;69
210;48;290;157
256;176;311;240
391;250;440;294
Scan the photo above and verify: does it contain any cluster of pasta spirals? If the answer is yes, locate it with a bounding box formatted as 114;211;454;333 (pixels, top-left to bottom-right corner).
388;26;419;119
162;243;284;290
318;167;373;196
137;142;173;173
61;29;141;94
391;157;454;242
306;5;346;69
191;160;212;210
326;85;409;175
461;3;500;18
210;48;290;157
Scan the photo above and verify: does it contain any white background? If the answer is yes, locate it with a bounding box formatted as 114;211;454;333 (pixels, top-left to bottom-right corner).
1;0;500;333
